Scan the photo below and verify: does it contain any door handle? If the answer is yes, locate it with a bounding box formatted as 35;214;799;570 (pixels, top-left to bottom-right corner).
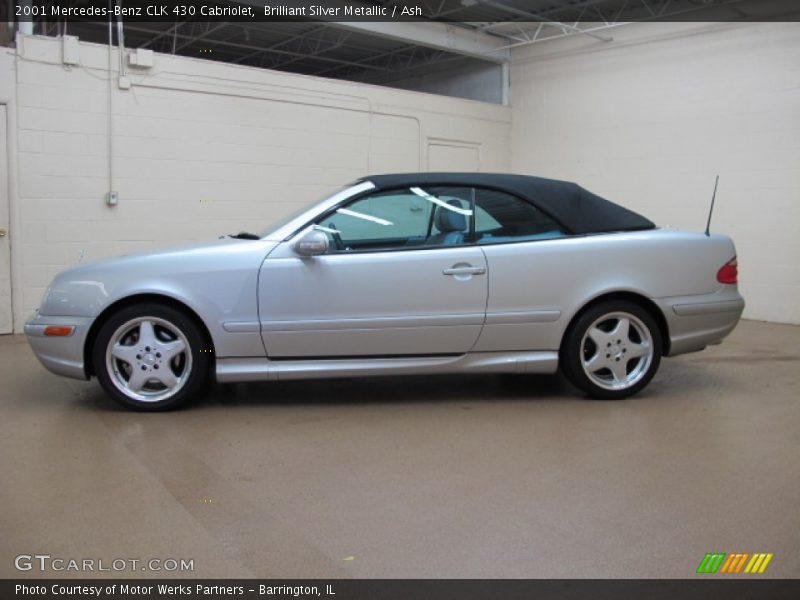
0;228;7;237
443;265;486;276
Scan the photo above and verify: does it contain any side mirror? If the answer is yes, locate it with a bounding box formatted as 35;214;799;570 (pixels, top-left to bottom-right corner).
293;229;329;257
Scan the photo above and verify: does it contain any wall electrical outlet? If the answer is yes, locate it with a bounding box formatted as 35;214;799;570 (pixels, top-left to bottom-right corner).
106;191;118;206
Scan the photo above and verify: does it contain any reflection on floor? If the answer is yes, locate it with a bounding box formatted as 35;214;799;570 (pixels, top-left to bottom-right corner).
1;319;798;578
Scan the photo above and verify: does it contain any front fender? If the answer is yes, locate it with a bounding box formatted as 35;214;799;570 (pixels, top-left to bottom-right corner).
37;239;276;359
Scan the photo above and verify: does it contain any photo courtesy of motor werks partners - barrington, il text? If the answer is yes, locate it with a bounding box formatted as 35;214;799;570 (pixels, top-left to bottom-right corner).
14;583;331;597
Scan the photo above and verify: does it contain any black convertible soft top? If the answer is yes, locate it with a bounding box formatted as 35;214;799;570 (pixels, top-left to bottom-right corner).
361;173;655;235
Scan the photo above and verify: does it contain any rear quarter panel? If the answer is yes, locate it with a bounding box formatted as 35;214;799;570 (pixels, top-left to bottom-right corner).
475;229;738;352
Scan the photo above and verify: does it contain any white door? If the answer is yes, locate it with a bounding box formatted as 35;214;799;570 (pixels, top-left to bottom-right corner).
428;141;480;172
0;105;12;334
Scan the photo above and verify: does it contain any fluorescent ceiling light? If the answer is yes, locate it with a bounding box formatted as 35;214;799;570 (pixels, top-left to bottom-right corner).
336;207;393;226
410;187;473;216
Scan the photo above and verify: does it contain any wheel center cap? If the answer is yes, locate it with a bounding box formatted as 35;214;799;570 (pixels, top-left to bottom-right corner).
613;348;624;359
143;353;156;365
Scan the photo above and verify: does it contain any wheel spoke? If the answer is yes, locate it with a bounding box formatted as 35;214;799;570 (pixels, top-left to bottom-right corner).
588;327;610;347
627;341;650;359
126;368;150;392
111;343;138;365
583;351;607;373
610;317;631;343
137;320;158;347
160;339;186;361
154;367;178;390
609;358;629;383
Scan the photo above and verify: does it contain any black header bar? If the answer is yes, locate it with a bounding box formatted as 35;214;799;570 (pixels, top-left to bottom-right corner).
5;0;800;23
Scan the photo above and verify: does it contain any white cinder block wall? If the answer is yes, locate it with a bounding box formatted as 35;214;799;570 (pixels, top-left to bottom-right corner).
510;22;800;325
3;25;798;332
1;35;510;332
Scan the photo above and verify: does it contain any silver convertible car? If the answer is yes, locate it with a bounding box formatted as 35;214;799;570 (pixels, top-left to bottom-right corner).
26;173;744;410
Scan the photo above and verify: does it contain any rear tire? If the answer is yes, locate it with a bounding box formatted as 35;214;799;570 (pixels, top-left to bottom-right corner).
561;300;662;400
92;303;210;411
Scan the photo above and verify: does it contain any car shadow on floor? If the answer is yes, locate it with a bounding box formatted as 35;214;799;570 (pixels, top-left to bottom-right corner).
75;359;723;412
75;372;578;412
193;358;727;410
205;373;574;408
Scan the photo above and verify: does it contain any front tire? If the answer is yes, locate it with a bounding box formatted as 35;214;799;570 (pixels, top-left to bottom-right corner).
561;301;662;400
92;303;210;410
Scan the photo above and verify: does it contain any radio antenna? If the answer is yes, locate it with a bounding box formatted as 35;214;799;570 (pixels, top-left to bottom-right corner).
705;175;719;237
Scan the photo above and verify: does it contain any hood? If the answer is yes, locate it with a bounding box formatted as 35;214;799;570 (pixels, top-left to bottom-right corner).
62;238;261;274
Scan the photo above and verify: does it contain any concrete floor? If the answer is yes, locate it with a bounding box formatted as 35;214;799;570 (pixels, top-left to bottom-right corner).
1;319;798;579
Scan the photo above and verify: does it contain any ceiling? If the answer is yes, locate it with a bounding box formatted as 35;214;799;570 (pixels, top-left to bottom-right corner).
28;0;798;87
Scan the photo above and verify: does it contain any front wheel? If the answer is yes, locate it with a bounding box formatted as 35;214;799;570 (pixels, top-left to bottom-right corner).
92;303;210;410
561;301;662;400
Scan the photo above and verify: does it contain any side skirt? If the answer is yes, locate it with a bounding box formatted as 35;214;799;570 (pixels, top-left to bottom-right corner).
216;351;559;383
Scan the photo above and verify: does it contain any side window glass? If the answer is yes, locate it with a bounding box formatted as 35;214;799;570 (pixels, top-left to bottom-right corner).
314;187;473;252
474;189;565;244
419;186;473;246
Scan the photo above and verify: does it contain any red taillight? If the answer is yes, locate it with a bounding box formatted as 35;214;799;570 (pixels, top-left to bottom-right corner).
717;257;738;284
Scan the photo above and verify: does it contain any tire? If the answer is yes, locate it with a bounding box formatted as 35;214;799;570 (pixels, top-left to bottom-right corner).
561;300;662;400
92;303;210;411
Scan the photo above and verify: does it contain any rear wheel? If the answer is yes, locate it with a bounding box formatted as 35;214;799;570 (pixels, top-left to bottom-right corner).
92;303;210;410
561;301;662;399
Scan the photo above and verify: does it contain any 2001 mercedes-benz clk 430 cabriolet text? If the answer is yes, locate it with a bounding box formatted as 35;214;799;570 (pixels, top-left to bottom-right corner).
26;173;744;410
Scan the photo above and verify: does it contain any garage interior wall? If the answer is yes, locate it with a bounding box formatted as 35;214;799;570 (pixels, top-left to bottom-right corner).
510;22;800;325
365;59;505;104
2;23;798;333
0;35;511;332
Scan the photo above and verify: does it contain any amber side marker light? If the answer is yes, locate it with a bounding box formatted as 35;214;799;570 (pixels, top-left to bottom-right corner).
43;326;75;336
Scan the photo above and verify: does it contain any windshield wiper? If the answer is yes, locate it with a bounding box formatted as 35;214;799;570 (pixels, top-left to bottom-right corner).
228;232;261;240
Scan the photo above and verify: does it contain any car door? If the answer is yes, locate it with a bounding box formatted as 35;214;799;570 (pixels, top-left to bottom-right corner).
258;186;488;357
